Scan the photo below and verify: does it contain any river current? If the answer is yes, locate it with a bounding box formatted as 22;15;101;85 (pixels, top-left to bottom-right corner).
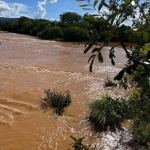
0;32;128;150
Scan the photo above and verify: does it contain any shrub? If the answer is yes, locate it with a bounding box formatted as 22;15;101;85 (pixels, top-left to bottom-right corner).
103;77;117;88
41;89;71;115
63;26;90;42
131;118;150;144
128;88;150;144
38;26;63;40
88;94;129;128
69;136;96;150
140;43;150;56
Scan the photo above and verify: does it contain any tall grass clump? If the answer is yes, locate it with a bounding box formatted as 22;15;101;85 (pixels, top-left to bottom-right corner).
103;77;117;88
69;136;96;150
42;89;71;115
88;94;129;129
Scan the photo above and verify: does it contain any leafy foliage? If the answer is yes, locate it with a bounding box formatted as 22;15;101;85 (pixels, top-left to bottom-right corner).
63;26;90;42
60;12;82;25
38;26;63;40
88;94;129;128
103;77;117;88
131;119;150;144
76;2;150;146
76;0;150;80
41;89;71;115
69;136;96;150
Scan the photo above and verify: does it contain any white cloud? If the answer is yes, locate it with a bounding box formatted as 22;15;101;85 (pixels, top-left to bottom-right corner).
0;0;29;18
45;0;57;3
34;2;46;19
0;1;10;11
34;0;57;19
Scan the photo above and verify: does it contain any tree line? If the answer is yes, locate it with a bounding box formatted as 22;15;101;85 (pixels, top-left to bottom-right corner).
0;12;131;42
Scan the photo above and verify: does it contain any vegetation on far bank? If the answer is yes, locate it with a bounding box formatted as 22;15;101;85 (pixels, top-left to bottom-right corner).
0;11;131;43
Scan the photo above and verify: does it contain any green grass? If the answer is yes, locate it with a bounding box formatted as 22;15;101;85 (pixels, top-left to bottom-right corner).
41;89;72;115
103;77;117;88
88;94;129;129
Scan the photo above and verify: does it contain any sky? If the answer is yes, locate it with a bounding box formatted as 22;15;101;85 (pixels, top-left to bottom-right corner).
0;0;93;20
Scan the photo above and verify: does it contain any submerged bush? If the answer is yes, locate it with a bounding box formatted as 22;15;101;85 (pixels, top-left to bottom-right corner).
69;136;96;150
103;77;117;88
88;94;129;128
42;89;71;115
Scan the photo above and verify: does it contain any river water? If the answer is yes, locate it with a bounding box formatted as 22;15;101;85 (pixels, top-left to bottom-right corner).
0;32;128;150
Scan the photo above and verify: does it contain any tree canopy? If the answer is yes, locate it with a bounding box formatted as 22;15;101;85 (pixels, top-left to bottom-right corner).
60;12;82;24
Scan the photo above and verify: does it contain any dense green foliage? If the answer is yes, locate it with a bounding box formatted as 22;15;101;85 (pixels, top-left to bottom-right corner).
41;89;71;115
60;12;82;25
88;94;129;128
76;0;150;148
0;11;131;42
0;14;90;42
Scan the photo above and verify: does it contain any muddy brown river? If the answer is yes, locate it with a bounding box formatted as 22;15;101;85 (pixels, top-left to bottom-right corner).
0;32;128;150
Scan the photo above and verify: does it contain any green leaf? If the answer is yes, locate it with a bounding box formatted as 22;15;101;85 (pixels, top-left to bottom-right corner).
108;12;118;22
98;0;104;11
109;52;114;59
92;48;99;53
92;46;104;53
84;39;96;53
79;4;89;7
98;52;103;63
114;69;125;80
111;59;115;65
94;0;98;6
109;47;114;52
143;32;149;42
88;54;96;63
103;3;109;7
89;57;95;72
91;14;100;17
147;50;150;59
126;67;133;74
124;0;130;3
82;8;94;10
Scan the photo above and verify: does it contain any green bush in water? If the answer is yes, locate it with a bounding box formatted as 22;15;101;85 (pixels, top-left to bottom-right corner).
42;89;71;115
88;94;129;128
69;136;96;150
103;77;117;88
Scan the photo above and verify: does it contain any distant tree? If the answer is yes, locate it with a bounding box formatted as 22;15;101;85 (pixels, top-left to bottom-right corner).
18;16;34;34
29;19;51;36
38;26;63;40
7;22;17;32
63;26;90;42
0;21;8;31
60;12;82;25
